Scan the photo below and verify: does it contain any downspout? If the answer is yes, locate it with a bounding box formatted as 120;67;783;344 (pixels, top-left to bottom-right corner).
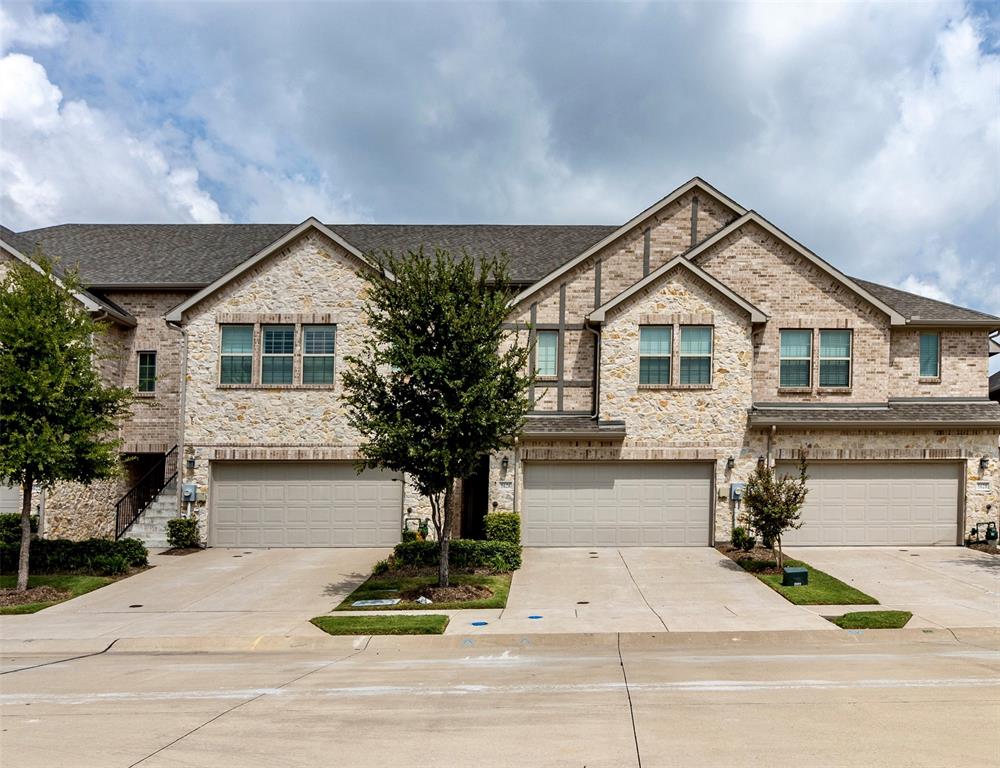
166;319;188;516
767;425;776;468
585;321;601;421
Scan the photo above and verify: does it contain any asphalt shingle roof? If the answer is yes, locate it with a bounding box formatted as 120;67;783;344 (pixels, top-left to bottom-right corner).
853;278;999;323
523;414;626;437
749;401;1000;427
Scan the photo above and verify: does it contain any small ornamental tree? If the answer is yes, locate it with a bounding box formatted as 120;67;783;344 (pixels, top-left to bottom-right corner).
0;255;132;591
741;458;809;570
343;249;533;587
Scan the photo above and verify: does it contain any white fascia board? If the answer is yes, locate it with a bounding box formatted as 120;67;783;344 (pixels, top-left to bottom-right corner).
165;218;387;323
510;177;747;308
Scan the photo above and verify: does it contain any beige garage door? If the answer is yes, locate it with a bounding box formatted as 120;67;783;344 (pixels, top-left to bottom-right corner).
211;462;402;547
522;462;712;547
0;485;21;514
776;462;960;546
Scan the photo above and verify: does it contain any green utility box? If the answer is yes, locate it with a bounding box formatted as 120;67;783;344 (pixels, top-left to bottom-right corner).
782;566;808;587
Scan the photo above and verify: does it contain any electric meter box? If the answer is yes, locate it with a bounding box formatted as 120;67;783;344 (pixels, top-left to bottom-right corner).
181;484;198;502
730;483;745;502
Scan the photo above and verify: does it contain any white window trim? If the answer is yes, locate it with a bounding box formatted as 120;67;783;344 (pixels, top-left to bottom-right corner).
678;325;713;386
301;324;337;385
779;329;813;389
219;324;254;385
919;331;941;380
638;325;673;387
260;324;295;385
818;329;853;389
535;330;559;379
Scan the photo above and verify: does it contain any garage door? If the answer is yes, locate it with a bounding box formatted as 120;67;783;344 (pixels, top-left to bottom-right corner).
211;462;402;547
522;462;712;547
0;485;21;514
776;462;960;546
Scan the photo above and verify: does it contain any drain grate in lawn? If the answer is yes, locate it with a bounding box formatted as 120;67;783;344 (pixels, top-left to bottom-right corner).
311;614;450;636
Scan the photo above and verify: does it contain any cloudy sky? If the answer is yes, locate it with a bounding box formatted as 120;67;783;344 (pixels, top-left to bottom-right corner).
1;1;998;327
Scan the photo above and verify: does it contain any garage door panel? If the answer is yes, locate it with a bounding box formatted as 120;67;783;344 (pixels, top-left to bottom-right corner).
211;462;401;547
778;462;958;546
523;463;711;547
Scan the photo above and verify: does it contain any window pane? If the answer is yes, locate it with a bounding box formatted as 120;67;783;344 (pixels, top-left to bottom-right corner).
262;355;293;384
221;325;253;354
680;356;711;385
302;356;334;384
820;330;852;358
680;326;712;355
304;325;335;355
780;330;811;358
639;357;671;385
639;326;671;356
780;360;810;388
221;355;252;384
819;359;850;387
920;333;939;377
536;331;558;377
138;352;156;392
263;325;294;354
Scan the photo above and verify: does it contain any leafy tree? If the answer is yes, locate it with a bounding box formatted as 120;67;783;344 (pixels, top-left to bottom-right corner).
343;249;533;587
0;254;132;591
741;458;809;570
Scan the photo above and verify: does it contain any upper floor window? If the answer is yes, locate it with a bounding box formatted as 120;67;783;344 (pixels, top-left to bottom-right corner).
919;332;940;378
220;325;253;384
535;330;558;378
819;330;852;388
639;326;672;386
302;325;336;384
137;351;156;393
679;326;712;385
261;324;294;384
779;329;812;388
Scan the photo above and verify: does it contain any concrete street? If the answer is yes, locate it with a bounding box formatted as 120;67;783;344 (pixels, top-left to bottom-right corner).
2;629;998;767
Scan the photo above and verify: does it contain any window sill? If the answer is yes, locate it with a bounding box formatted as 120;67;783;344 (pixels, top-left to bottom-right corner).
217;383;336;390
135;391;157;398
918;377;941;384
817;387;852;394
535;376;558;383
637;383;713;391
777;387;812;394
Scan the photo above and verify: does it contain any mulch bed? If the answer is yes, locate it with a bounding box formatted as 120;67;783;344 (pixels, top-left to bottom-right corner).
401;584;494;603
717;544;786;575
159;547;204;556
0;586;69;608
965;542;999;556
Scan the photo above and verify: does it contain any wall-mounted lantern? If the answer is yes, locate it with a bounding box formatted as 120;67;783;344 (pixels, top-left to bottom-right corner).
501;456;509;473
980;456;990;473
186;456;196;471
725;456;735;471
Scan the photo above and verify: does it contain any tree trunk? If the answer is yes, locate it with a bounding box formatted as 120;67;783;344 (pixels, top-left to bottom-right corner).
16;473;34;592
448;478;463;538
438;481;454;588
776;536;784;571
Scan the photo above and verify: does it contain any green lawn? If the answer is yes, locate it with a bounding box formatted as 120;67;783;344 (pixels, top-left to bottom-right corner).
0;574;114;615
336;572;512;611
311;614;450;636
738;557;878;606
830;610;912;629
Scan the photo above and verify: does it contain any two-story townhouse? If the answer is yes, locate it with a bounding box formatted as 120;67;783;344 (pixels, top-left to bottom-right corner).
3;178;998;549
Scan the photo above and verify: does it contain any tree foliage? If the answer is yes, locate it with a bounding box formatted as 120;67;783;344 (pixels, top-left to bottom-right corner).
343;249;533;586
0;254;132;590
741;458;809;570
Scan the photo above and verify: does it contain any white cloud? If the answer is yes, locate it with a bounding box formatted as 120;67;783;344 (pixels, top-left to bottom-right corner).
896;275;953;304
0;53;226;227
0;4;68;52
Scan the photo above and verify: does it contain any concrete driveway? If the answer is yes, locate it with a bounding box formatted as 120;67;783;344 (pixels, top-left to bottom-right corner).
0;547;386;641
446;547;833;634
786;546;1000;629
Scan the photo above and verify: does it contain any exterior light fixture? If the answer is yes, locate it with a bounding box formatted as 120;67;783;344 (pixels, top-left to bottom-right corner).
980;456;990;472
501;456;509;472
757;456;765;469
725;456;735;471
186;456;196;471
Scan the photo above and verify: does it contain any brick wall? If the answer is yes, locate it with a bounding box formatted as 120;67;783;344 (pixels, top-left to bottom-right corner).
888;328;989;398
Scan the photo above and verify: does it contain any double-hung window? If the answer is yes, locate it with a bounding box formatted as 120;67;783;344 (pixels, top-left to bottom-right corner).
819;330;852;388
679;326;712;385
137;351;157;393
779;330;812;388
639;326;672;385
302;325;336;384
919;332;940;378
220;325;253;384
535;331;558;378
261;325;294;384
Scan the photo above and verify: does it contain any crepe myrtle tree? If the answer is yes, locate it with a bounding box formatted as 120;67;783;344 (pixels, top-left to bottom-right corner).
741;457;809;570
0;254;131;591
343;249;533;587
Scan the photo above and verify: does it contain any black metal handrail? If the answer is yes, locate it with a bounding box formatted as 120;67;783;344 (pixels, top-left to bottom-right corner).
115;445;178;539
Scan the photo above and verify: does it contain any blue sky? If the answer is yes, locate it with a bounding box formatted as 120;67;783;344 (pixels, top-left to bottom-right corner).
1;1;998;335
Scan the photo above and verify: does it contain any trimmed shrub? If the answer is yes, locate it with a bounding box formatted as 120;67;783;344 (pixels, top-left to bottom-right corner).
392;539;521;572
166;518;200;549
0;537;148;574
371;557;395;576
484;512;520;545
400;529;418;543
0;513;38;546
731;526;755;552
91;553;129;576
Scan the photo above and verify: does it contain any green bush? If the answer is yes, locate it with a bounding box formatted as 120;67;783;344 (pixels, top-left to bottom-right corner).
0;513;38;546
484;512;520;545
731;526;755;552
392;539;521;572
0;537;147;574
400;529;418;543
371;557;395;576
91;553;129;576
166;518;200;549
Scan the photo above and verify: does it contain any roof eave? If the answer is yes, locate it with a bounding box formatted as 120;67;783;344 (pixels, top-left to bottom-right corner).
904;319;1000;329
748;417;1000;429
